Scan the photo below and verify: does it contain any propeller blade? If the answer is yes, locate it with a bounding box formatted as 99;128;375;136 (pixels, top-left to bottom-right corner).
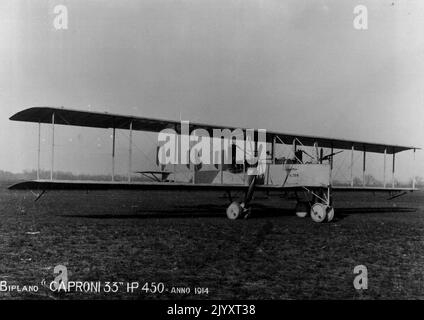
321;150;343;161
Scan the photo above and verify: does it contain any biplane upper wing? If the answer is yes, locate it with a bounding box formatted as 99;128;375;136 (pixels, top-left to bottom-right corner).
10;106;417;154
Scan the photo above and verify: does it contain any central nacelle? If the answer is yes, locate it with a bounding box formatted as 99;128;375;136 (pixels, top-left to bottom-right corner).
267;164;331;187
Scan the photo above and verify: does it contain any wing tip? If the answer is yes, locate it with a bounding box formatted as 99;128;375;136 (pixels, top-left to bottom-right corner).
8;180;37;190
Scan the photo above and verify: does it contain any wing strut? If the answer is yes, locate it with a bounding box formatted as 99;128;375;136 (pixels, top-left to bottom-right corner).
112;127;116;181
392;153;395;188
383;148;387;188
412;148;416;189
362;147;366;186
128;121;133;182
37;122;41;180
51;113;55;180
350;144;354;187
330;144;334;185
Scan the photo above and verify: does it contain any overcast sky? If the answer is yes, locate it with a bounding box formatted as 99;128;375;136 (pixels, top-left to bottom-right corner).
0;0;423;182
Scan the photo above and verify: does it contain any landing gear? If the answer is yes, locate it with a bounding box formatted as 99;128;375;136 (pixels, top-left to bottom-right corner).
326;206;334;222
295;201;309;218
225;174;257;220
226;201;250;220
305;187;335;223
226;201;242;220
310;202;327;223
310;203;334;223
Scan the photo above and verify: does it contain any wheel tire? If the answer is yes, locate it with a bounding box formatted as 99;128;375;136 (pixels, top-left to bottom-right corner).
226;201;242;220
310;203;327;223
326;206;335;222
295;202;309;218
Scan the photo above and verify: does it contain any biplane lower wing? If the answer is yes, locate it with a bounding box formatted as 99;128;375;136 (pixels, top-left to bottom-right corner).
8;180;416;193
8;179;298;191
331;186;417;192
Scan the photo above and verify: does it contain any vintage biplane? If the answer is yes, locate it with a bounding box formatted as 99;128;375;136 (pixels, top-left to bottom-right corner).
8;107;419;222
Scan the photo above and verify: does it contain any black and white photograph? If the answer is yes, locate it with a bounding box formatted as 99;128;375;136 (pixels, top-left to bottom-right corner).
0;0;424;312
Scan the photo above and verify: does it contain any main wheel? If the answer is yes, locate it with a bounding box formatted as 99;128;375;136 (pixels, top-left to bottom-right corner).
310;203;327;223
295;202;309;218
226;201;242;220
326;206;335;222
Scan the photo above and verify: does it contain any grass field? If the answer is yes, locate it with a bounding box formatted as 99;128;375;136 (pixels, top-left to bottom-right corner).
1;181;424;299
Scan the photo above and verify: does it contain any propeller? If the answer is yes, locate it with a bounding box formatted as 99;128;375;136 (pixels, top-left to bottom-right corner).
320;150;343;161
296;149;343;163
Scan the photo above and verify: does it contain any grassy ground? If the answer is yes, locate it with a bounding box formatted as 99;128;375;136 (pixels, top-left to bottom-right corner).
0;181;424;299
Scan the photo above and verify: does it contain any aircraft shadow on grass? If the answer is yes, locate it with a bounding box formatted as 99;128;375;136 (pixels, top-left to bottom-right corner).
63;203;417;220
332;206;417;221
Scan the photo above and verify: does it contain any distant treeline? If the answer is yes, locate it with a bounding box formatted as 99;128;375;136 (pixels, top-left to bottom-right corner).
0;169;148;182
333;174;424;188
330;174;423;188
